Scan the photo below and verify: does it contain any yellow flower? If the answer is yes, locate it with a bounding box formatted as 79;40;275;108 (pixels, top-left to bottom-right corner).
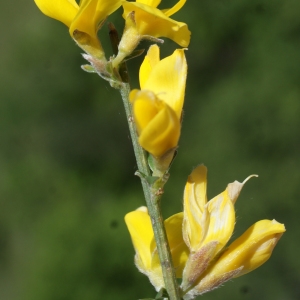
113;0;190;66
125;206;189;291
34;0;123;56
125;166;285;297
130;44;187;157
122;0;191;47
184;219;285;298
182;165;256;254
181;165;285;298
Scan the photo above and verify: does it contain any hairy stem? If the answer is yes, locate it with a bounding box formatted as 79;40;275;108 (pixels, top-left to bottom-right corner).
119;83;181;300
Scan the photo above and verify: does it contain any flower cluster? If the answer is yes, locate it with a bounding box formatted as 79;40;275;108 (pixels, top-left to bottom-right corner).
33;0;190;68
34;1;286;298
125;165;285;298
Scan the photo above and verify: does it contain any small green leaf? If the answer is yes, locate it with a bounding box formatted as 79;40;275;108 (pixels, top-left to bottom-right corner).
135;171;159;186
81;64;96;73
148;153;155;173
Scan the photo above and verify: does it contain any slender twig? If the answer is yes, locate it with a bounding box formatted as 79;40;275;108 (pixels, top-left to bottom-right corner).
119;83;181;300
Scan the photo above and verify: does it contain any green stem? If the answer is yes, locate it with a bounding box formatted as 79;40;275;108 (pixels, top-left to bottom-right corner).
119;83;181;300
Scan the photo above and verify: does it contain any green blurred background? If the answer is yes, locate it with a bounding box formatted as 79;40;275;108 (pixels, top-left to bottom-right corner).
1;0;299;299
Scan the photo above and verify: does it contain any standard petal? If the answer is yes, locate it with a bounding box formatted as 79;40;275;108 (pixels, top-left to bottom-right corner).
184;165;208;217
183;165;208;250
34;0;79;27
201;191;235;255
139;45;160;89
124;207;154;270
122;1;191;47
143;48;187;119
95;0;124;16
70;0;123;39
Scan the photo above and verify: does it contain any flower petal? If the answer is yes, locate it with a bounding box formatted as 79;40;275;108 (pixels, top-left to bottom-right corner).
190;220;285;296
139;45;160;90
164;0;186;17
130;90;158;132
150;212;188;279
202;190;235;255
124;206;154;270
138;103;180;157
34;0;79;27
165;212;189;277
183;166;235;254
126;209;188;290
122;1;191;47
132;90;181;157
227;174;258;205
136;0;161;8
70;0;123;39
221;219;285;277
143;48;187;119
183;165;208;250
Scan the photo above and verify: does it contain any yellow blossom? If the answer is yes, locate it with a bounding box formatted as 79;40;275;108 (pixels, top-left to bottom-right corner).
122;0;191;47
125;166;285;297
130;44;187;157
184;220;285;298
181;165;236;291
34;0;123;56
125;206;189;291
112;0;190;66
182;165;260;254
180;165;285;298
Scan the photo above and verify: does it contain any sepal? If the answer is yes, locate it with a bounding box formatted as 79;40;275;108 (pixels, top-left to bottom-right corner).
183;267;243;299
113;11;141;68
181;241;218;292
124;49;145;61
72;29;105;59
148;148;177;177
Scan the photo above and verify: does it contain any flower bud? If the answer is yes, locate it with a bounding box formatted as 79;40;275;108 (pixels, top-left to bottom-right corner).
130;45;187;159
131;90;181;157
